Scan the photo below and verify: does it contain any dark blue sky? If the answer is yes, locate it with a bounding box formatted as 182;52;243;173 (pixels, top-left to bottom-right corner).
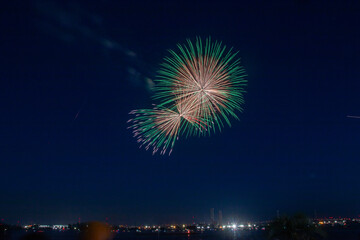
1;0;360;225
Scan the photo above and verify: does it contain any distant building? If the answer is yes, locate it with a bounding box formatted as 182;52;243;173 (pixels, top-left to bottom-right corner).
53;225;68;230
210;208;215;225
38;225;51;229
218;210;223;226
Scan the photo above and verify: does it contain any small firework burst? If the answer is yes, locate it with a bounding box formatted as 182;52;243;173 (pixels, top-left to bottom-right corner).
128;100;208;155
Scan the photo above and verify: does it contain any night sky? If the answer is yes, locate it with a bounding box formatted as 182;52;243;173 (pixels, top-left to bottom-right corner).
1;0;360;225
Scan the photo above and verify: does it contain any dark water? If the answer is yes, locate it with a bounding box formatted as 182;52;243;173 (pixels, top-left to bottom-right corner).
7;229;360;240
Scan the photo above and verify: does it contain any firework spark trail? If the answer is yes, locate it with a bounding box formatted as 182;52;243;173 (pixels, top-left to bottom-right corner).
347;115;360;119
128;37;247;155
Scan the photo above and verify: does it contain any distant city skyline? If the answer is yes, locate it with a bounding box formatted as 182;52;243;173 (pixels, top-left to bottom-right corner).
2;216;360;228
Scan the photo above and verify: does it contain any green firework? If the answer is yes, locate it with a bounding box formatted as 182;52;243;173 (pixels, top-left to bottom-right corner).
153;37;247;135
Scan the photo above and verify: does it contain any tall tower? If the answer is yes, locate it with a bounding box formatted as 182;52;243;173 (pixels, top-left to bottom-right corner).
210;208;215;225
218;210;223;226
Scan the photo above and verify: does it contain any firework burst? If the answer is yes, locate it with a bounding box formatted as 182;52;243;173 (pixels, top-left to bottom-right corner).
154;37;247;134
128;99;209;155
128;37;247;155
